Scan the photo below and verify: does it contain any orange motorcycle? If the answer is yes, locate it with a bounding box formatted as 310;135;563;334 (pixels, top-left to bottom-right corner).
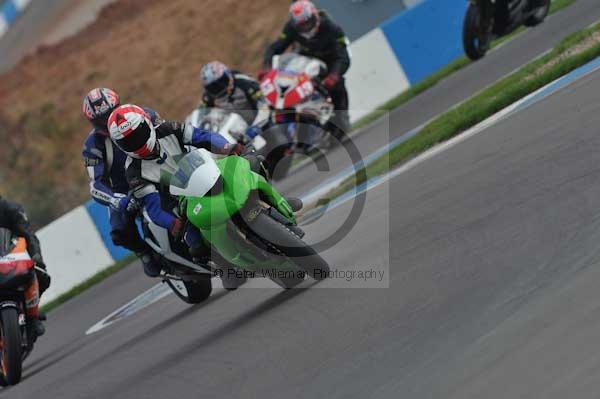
0;228;40;386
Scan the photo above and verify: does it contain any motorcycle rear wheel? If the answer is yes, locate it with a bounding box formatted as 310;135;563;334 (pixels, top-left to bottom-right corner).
0;308;22;386
463;3;491;61
166;276;212;304
523;0;550;27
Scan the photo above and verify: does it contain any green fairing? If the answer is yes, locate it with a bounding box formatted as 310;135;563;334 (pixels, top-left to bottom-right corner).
182;156;298;272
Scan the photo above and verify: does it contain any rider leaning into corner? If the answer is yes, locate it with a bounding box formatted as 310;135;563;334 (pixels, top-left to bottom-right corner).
81;88;162;277
200;61;271;141
261;0;352;138
0;197;50;337
107;104;244;277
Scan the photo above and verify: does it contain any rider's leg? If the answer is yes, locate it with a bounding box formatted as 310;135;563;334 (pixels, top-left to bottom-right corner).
35;266;51;296
109;208;160;277
184;225;210;263
185;225;247;288
326;78;351;140
24;273;44;336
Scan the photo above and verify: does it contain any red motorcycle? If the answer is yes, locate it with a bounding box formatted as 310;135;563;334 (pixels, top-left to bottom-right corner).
0;228;38;386
260;53;335;173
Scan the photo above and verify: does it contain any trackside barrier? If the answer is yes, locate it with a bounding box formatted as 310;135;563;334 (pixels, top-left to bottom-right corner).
38;205;114;304
346;0;467;122
0;0;32;38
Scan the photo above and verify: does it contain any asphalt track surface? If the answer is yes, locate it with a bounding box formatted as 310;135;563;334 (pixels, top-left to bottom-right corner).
9;60;600;399
4;1;600;398
279;0;600;198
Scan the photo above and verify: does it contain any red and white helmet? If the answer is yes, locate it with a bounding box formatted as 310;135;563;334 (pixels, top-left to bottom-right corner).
290;1;320;37
108;104;157;159
83;88;120;132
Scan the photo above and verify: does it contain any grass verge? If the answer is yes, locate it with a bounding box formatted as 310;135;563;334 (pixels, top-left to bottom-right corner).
322;18;600;204
351;0;577;131
40;254;136;314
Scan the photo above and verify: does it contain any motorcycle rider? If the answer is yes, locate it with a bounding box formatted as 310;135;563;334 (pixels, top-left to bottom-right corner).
200;61;271;140
262;0;351;137
108;104;243;276
82;88;161;277
0;196;50;336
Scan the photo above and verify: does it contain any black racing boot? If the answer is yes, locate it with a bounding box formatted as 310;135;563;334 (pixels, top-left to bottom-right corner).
286;197;303;212
139;252;161;278
189;243;213;271
30;318;45;337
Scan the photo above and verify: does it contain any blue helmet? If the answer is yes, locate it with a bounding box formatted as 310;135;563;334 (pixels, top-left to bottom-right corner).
201;61;234;98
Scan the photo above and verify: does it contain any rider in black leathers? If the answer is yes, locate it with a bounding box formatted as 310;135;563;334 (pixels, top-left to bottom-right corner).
0;196;50;336
263;1;351;136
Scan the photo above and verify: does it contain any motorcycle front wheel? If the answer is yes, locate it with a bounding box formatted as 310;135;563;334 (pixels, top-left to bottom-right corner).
0;307;22;386
524;0;550;27
463;2;492;61
250;212;330;281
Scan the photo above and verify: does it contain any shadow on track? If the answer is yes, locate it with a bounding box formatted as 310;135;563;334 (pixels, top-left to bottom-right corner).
104;283;318;396
0;337;90;395
21;338;90;382
57;288;232;379
5;288;233;396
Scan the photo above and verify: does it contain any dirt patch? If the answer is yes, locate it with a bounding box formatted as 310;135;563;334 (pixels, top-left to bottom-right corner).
0;0;288;224
533;31;600;76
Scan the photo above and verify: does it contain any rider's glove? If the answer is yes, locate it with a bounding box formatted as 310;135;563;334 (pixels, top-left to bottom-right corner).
257;68;270;82
169;218;185;241
118;195;139;214
245;125;262;140
125;197;140;214
322;72;340;90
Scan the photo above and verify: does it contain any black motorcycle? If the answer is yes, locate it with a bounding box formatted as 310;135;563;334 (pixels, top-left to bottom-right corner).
463;0;551;60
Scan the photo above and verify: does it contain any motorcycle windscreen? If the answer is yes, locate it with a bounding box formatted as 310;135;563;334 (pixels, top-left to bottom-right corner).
170;149;222;198
278;53;326;78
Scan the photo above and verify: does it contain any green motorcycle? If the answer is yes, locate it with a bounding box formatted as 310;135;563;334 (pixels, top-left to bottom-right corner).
158;149;329;302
